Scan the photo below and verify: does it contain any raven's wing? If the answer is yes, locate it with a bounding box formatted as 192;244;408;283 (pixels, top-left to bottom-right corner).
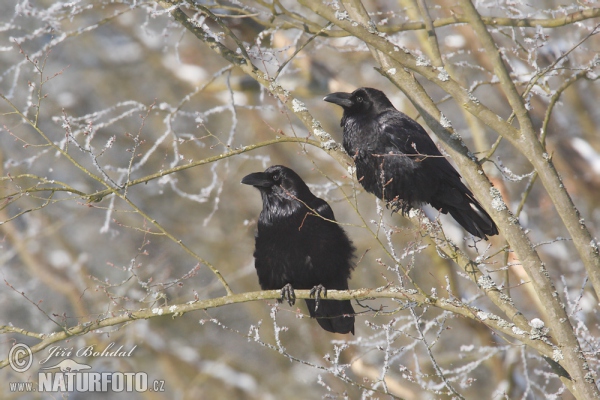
380;111;498;238
378;111;475;206
300;196;355;284
379;112;442;156
380;111;469;187
307;196;335;221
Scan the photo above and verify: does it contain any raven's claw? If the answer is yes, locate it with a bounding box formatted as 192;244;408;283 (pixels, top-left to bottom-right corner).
280;283;296;306
310;284;327;311
387;197;411;216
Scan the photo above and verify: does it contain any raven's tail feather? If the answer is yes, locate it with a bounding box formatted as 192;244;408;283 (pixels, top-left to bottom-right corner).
305;299;355;334
446;195;499;240
432;184;499;240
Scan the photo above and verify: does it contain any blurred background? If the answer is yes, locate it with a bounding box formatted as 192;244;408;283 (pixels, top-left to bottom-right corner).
1;0;599;398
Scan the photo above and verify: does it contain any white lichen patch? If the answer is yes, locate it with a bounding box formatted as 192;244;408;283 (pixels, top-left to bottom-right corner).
292;98;307;113
477;311;489;321
585;371;597;383
552;348;564;362
477;275;496;290
311;119;335;145
387;68;397;75
467;90;480;104
169;305;178;313
416;56;431;67
529;318;549;340
335;10;348;20
437;67;450;82
512;326;526;336
490;187;507;211
499;292;514;305
530;318;545;329
321;139;339;150
440;298;463;307
497;319;512;328
440;113;452;129
152;308;163;316
367;21;378;34
460;344;475;352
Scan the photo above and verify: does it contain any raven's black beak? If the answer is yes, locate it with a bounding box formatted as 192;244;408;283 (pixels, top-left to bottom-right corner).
323;92;353;108
241;172;273;188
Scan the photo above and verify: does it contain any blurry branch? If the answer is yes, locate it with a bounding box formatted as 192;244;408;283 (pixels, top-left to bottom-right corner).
158;0;352;167
232;3;600;37
0;94;107;187
2;5;134;100
409;307;464;399
0;191;55;226
87;137;320;202
0;93;233;296
351;359;417;400
0;207;91;319
113;191;233;294
123;101;155;198
0;174;88;200
541;70;597;148
403;0;491;157
0;166;90;322
0;326;45;340
193;3;253;62
0;288;560;370
415;8;600;29
274;22;333;79
414;0;443;67
521;27;600;117
238;330;406;399
515;69;596;218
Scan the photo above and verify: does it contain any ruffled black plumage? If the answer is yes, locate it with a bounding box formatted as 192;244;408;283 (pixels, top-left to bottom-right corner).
242;165;356;334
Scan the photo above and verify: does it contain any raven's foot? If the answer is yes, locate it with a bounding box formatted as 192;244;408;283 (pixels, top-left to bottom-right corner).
387;198;411;216
310;284;327;311
280;283;296;306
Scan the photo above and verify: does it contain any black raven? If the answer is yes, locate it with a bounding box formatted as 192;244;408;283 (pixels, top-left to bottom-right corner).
324;87;498;239
241;165;356;334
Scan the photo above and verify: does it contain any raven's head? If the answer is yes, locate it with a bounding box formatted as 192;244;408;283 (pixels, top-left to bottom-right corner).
324;87;394;119
241;165;313;221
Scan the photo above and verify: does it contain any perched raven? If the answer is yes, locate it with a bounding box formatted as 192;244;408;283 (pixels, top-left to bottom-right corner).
241;165;356;334
324;87;498;239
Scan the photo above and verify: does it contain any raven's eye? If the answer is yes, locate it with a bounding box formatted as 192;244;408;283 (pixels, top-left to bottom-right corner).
356;96;363;103
272;173;280;182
